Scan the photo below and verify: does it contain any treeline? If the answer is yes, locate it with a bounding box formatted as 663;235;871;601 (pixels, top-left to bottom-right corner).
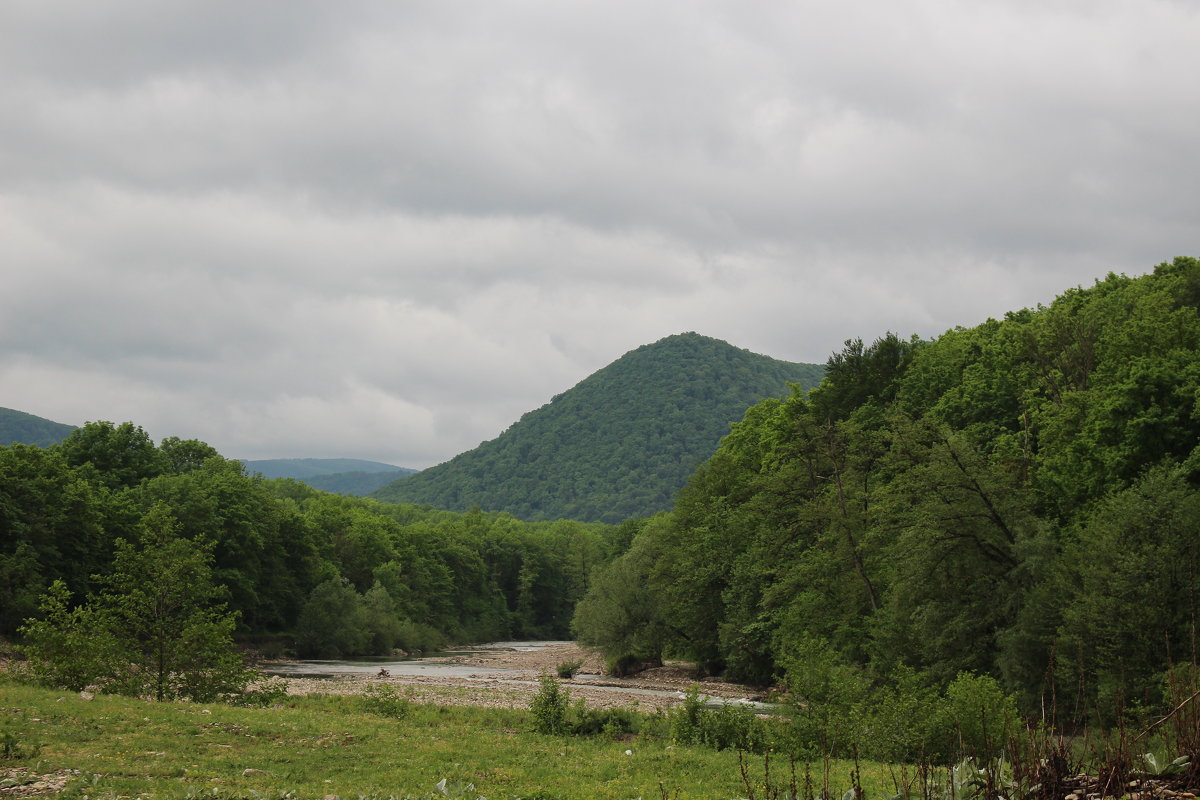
0;424;613;655
375;332;824;523
575;256;1200;726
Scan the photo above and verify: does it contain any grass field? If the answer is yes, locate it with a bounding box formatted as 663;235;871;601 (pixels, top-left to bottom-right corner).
0;678;895;800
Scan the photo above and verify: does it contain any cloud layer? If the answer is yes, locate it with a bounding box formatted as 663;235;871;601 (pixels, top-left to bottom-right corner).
3;0;1197;467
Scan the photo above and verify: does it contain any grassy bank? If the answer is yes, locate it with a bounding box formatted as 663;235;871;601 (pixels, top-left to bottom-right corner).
0;678;890;800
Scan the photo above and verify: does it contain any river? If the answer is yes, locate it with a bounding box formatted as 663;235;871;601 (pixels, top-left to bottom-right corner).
263;640;781;712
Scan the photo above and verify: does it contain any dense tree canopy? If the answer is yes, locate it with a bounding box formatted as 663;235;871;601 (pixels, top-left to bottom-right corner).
1;426;614;655
574;257;1200;723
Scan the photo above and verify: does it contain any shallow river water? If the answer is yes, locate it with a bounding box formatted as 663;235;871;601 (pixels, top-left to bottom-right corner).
264;641;781;712
264;640;576;680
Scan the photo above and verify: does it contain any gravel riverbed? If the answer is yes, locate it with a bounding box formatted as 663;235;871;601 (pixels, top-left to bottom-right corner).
275;642;763;712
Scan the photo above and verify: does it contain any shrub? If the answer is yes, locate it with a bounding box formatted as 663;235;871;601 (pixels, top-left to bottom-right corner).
228;676;290;707
361;681;411;719
530;674;570;735
607;653;646;677
556;659;583;679
934;672;1020;760
570;701;639;738
779;634;871;757
668;686;767;752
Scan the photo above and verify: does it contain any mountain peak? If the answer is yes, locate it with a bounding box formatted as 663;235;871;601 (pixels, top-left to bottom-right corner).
374;335;823;523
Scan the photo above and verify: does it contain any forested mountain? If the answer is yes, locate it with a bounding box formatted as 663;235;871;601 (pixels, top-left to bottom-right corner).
574;257;1200;726
243;458;418;497
0;422;614;652
242;458;414;479
373;333;824;523
0;407;75;447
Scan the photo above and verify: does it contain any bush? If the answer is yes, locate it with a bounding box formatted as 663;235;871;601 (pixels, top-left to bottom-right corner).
934;672;1020;760
569;700;639;737
227;676;290;707
607;653;648;677
556;659;583;679
361;681;411;719
779;634;871;757
668;686;767;752
860;667;945;762
530;674;571;735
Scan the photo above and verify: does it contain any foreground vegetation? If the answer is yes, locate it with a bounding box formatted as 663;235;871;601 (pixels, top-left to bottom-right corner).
0;678;890;800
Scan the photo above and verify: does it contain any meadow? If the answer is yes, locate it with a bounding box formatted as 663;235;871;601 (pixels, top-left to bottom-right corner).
0;678;890;800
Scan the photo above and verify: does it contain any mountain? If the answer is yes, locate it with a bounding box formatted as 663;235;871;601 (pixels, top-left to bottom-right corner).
0;407;76;447
243;458;418;497
242;458;412;479
373;332;824;523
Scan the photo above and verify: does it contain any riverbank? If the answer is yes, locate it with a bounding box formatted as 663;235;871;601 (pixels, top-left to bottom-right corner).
274;642;765;712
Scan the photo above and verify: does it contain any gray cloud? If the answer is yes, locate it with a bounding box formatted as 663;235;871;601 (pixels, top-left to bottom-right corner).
2;0;1197;467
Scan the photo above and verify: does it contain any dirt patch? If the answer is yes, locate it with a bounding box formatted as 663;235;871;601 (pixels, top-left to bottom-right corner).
0;768;79;798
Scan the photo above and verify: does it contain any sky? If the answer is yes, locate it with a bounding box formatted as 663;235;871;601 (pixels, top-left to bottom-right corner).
2;1;1198;469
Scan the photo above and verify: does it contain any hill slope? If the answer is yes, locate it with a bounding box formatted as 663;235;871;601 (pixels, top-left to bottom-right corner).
0;407;76;447
243;458;417;497
242;458;413;479
373;332;824;522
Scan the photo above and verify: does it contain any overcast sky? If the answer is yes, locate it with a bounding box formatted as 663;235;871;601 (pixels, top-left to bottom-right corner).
2;1;1197;468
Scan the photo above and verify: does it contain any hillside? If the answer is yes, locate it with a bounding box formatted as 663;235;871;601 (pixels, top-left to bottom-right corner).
0;406;76;447
373;332;824;522
573;257;1200;725
243;458;417;497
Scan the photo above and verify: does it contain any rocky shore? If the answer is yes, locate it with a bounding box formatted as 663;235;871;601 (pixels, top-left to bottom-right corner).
276;642;762;712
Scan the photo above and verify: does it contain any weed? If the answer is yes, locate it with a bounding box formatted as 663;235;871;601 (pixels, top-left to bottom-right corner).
0;728;41;760
361;681;411;719
227;676;290;707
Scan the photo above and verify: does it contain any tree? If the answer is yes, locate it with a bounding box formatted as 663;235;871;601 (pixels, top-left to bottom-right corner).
19;504;253;701
572;516;672;672
56;421;164;490
294;577;369;658
158;436;219;475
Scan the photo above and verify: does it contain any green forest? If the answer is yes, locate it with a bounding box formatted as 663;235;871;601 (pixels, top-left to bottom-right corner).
0;424;614;656
374;332;823;522
4;258;1200;747
574;256;1200;735
0;406;76;447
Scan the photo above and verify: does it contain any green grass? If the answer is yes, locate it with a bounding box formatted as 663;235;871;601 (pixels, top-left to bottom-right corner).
0;678;892;799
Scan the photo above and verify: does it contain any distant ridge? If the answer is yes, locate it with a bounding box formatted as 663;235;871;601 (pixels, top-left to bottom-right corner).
373;332;824;523
243;458;417;497
0;407;76;447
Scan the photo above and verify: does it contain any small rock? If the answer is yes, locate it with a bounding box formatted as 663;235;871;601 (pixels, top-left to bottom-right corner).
323;795;339;800
243;768;267;776
625;749;633;756
200;709;211;714
79;691;94;700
